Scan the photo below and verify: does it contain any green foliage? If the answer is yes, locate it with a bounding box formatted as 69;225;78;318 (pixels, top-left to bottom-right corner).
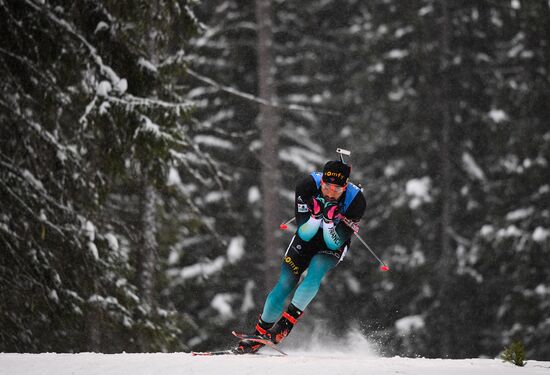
501;341;527;367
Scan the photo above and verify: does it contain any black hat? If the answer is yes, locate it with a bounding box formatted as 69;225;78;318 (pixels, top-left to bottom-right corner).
322;160;351;186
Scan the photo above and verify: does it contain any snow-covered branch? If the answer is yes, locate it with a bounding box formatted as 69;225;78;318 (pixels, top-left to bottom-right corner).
107;94;194;114
185;67;343;117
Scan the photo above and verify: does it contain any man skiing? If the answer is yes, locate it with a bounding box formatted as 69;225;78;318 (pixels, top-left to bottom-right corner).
236;158;366;353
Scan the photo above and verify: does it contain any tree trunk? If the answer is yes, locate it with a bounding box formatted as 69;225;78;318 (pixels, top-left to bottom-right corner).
86;287;102;351
137;182;158;308
438;0;453;358
255;0;281;291
137;3;160;311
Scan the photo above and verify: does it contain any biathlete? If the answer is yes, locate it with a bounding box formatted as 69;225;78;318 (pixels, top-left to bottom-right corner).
236;159;366;353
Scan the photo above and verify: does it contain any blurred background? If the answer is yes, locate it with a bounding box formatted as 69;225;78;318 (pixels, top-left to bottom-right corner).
1;0;549;359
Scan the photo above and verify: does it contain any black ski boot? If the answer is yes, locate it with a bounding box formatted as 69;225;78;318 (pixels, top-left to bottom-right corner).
235;318;273;354
265;304;303;344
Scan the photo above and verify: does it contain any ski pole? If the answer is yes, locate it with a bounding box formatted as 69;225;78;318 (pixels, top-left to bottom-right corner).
279;216;389;272
350;229;389;272
279;217;296;230
336;215;389;272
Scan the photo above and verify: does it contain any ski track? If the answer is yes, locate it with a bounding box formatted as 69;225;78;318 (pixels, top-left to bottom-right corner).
1;352;550;375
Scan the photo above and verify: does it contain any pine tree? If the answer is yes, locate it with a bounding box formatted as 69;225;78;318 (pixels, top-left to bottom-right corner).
0;0;208;352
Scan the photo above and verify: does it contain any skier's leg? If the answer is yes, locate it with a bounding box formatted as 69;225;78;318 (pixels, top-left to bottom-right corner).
260;264;299;323
237;236;308;353
260;235;311;323
290;253;338;311
265;253;339;345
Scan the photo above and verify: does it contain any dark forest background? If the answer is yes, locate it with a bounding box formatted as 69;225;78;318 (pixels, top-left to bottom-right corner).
1;0;549;359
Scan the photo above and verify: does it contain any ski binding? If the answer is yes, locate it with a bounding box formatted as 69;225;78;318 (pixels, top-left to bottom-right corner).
232;331;287;356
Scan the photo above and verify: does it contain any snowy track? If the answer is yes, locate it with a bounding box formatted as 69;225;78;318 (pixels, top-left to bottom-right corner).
1;352;549;375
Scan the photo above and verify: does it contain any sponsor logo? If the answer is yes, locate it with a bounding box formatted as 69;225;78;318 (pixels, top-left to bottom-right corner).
285;256;300;275
328;227;340;244
297;203;308;213
324;171;345;180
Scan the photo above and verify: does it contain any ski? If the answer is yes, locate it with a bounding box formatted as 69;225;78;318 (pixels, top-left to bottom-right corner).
191;349;239;356
191;350;282;357
231;331;288;356
191;331;288;357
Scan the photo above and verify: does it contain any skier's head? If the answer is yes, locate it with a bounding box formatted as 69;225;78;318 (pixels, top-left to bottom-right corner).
321;160;350;201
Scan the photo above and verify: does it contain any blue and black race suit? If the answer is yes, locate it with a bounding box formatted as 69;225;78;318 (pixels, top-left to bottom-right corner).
260;173;366;323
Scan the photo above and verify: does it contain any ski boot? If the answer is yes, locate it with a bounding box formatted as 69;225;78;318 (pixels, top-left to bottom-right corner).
234;318;273;354
265;304;303;344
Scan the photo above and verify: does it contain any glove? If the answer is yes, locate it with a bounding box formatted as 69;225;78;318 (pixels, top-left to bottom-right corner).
322;201;339;222
309;197;324;219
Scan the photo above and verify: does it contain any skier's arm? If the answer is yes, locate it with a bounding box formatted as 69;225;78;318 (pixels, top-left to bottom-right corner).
295;176;322;241
322;192;366;250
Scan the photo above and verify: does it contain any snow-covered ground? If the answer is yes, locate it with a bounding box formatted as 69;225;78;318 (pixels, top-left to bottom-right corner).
2;352;549;375
2;329;548;375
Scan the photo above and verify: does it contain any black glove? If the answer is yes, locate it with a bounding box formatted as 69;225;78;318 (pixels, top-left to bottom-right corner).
322;201;339;222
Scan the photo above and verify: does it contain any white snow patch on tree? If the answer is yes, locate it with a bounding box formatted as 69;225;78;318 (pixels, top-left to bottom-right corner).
395;315;425;334
388;88;405;101
194;135;235;150
240;280;255;313
174;256;226;280
279;146;325;172
115;78;128;94
480;225;494;238
204;191;229;203
405;177;432;209
488;108;508;123
94;21;109;33
462;152;486;181
227;236;245;264
505;207;534;222
410;249;426;267
138;115;161;138
202;110;235;127
386;49;409;59
97;81;112;97
247;186;261;204
167;167;182;186
210;293;234;321
88;242;99;260
138;57;158;73
533;227;549;242
496;225;522;239
367;62;385;73
419;4;434;16
84;220;96;241
48;290;59;303
56;149;67;162
22;169;44;191
535;284;548;296
105;232;119;251
395;26;413;38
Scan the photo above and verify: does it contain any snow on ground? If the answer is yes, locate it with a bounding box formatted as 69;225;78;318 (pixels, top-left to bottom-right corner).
2;352;549;375
2;329;550;375
2;327;548;375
